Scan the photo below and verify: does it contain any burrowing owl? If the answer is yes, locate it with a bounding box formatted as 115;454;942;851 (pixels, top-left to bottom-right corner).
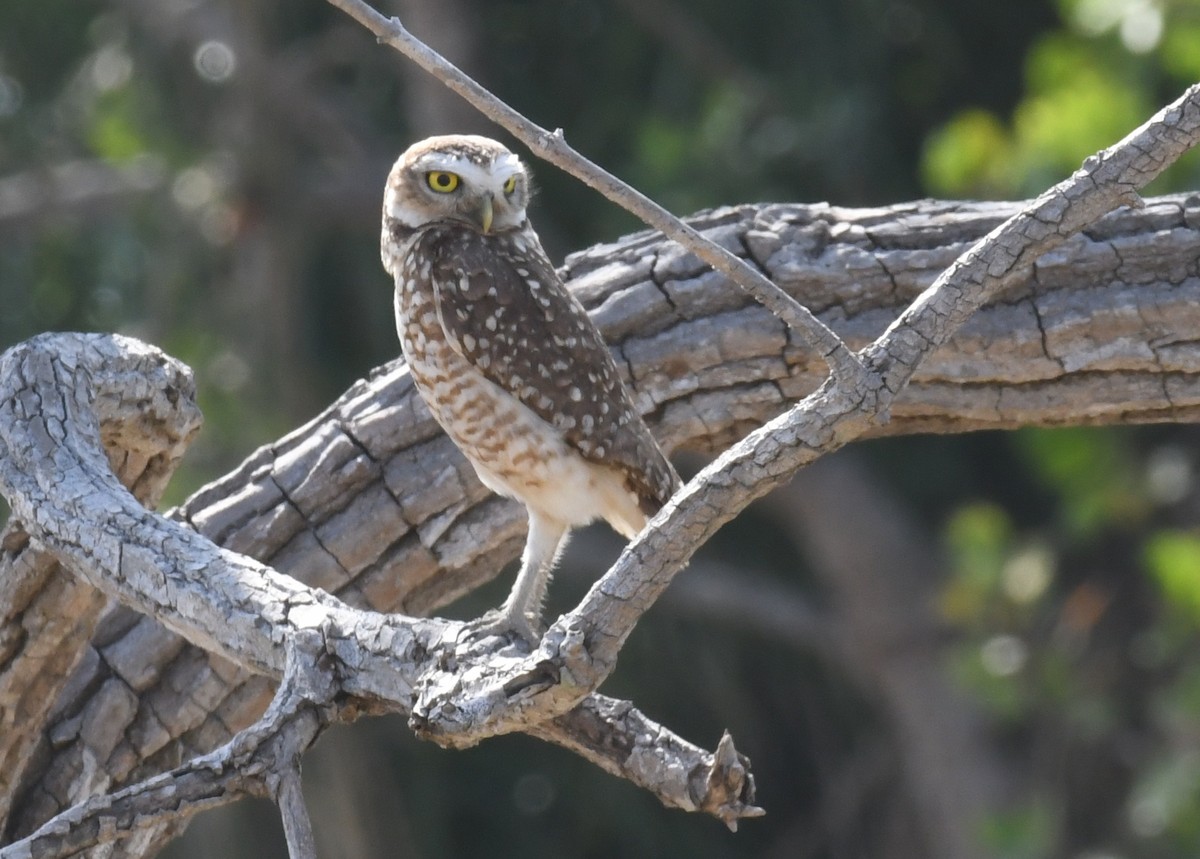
381;134;680;641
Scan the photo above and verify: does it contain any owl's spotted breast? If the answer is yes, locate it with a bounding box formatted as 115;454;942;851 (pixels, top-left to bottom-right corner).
394;242;647;533
397;223;678;518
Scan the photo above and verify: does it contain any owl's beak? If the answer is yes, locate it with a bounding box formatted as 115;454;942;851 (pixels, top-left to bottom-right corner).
476;194;494;234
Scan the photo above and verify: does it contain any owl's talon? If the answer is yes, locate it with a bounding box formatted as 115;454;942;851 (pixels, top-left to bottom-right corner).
459;608;542;647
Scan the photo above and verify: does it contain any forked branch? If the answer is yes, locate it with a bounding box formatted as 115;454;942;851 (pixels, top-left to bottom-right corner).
0;633;336;859
409;82;1200;741
0;333;763;844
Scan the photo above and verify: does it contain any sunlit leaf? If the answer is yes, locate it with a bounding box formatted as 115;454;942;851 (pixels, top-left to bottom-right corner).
1145;531;1200;623
920;109;1013;197
941;502;1012;621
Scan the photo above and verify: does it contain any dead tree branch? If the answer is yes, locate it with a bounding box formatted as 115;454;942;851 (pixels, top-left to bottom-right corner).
0;333;201;827
0;333;763;844
0;10;1197;844
0;632;334;859
408;84;1200;746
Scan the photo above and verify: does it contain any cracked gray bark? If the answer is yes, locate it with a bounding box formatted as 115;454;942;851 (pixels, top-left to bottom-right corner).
0;334;202;835
3;182;1200;854
2;631;336;859
0;332;760;858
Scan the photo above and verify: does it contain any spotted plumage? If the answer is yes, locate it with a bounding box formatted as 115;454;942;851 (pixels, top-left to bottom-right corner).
381;135;680;640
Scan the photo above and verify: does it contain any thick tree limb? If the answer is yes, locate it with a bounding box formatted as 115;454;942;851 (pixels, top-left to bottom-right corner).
2;86;1200;839
3;1;1194;852
0;632;336;859
0;332;762;844
0;333;201;829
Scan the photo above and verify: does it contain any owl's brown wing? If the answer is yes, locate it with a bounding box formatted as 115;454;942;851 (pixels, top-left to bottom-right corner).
419;224;679;513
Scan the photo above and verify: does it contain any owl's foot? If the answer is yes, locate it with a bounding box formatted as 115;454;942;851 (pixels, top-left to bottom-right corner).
459;607;542;647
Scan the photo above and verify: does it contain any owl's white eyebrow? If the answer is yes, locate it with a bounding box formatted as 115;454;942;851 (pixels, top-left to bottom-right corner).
494;153;522;174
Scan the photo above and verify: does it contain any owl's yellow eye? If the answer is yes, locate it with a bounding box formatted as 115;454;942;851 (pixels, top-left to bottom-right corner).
502;175;517;195
426;171;460;193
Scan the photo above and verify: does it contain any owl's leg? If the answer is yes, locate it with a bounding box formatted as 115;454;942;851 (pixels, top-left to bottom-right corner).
503;510;569;634
465;510;568;643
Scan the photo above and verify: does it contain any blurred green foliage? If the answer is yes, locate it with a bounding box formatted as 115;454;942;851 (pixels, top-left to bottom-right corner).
3;0;1200;857
915;6;1200;851
1146;531;1200;623
933;420;1200;856
923;0;1200;198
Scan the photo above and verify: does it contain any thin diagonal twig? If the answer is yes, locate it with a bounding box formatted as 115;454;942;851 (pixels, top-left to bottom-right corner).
324;0;865;385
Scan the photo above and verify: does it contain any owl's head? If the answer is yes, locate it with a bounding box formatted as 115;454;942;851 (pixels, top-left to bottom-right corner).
384;135;530;236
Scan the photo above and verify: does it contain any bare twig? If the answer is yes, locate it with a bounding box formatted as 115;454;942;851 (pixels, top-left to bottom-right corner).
277;768;318;859
323;0;864;385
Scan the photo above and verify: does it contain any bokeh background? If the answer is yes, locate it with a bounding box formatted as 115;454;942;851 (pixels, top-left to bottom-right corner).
4;0;1200;856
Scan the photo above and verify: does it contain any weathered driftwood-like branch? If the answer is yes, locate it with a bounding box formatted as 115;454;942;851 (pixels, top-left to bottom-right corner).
2;92;1198;851
0;332;762;847
6;189;1200;850
0;0;1192;850
0;334;201;830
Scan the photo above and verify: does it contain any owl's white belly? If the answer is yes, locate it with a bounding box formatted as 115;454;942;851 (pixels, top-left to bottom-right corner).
397;294;644;535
